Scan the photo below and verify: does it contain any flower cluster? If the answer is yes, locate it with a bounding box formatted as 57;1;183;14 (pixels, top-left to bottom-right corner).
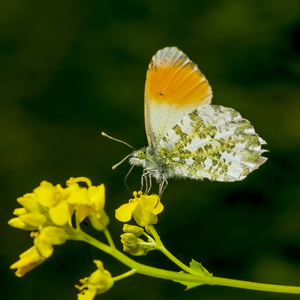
76;260;114;299
9;179;168;297
9;177;109;277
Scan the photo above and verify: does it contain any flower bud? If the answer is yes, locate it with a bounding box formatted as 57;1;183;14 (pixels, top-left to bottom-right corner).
123;224;144;237
120;233;154;256
123;243;149;256
121;233;138;246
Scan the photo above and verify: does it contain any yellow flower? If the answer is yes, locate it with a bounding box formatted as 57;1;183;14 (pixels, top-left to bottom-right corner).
67;178;109;231
9;177;109;232
8;180;74;231
34;226;67;258
115;192;164;227
34;181;73;226
9;177;109;278
8;193;46;231
10;226;67;277
76;260;114;299
10;246;47;277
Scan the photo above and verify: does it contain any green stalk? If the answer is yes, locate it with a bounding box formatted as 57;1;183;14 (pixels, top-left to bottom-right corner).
103;227;116;249
148;224;199;275
71;228;300;295
113;269;137;281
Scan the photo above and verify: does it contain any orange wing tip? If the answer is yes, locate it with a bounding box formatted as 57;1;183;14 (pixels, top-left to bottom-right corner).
144;47;213;146
146;47;211;106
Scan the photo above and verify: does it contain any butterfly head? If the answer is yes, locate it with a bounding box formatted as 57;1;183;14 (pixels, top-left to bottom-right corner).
129;148;147;168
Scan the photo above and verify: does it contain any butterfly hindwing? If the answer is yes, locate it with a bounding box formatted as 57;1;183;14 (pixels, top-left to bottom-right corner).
157;105;267;182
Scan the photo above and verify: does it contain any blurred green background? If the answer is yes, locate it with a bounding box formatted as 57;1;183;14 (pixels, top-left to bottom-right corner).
1;0;300;299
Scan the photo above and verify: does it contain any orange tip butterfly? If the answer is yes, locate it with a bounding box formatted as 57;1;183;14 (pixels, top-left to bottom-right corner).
103;47;267;195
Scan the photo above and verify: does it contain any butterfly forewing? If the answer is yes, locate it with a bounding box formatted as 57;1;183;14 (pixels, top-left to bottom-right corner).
144;47;212;148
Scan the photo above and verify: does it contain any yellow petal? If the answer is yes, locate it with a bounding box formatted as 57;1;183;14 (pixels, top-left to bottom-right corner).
68;188;89;205
147;195;164;215
8;217;36;231
75;204;91;222
34;181;57;207
13;208;26;216
88;185;105;207
143;194;163;214
49;201;70;226
130;194;164;227
132;203;158;227
34;232;54;258
19;213;47;227
115;202;138;222
17;193;40;213
10;246;45;277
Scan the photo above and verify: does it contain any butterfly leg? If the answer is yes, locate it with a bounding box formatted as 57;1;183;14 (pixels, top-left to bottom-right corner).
140;171;146;193
141;168;154;195
146;172;152;195
141;169;151;194
158;174;168;197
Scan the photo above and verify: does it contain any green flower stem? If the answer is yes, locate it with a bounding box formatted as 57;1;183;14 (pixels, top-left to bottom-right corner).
148;224;199;275
70;228;300;295
113;269;137;282
103;227;116;249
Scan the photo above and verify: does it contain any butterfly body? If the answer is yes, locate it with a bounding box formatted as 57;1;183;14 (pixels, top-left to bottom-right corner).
130;147;165;182
127;46;267;193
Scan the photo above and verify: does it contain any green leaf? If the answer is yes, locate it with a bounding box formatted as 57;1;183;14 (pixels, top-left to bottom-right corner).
174;259;213;290
189;259;212;277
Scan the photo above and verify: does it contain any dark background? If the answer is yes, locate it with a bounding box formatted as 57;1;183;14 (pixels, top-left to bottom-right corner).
1;0;300;299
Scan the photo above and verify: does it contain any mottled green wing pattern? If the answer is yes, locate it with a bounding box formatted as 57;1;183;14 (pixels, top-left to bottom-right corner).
158;105;267;182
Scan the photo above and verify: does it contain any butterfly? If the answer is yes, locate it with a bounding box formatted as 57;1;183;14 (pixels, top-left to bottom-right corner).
104;47;267;196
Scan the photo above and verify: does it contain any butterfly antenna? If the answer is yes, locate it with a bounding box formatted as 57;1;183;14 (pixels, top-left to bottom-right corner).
101;132;134;149
112;153;132;170
124;165;134;194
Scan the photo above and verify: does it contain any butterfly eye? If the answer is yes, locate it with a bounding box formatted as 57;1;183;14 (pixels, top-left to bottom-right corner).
136;150;146;159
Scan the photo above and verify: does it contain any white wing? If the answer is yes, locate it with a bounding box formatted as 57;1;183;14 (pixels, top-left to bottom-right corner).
157;105;267;181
